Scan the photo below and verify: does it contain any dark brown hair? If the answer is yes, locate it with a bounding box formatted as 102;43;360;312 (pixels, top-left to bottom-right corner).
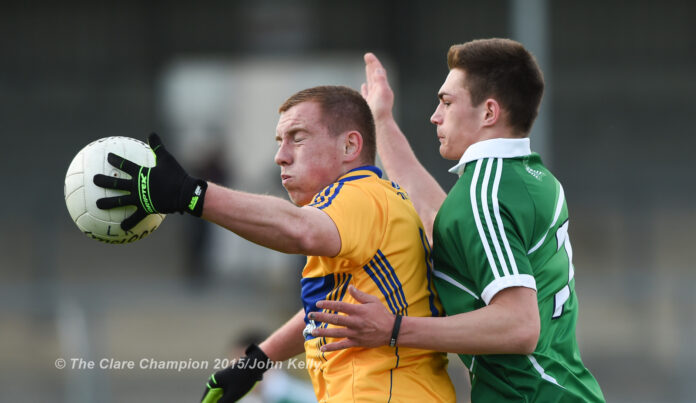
279;85;376;163
448;38;544;135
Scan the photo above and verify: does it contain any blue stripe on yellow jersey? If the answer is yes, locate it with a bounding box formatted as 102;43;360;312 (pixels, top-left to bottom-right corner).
419;228;441;317
300;165;455;402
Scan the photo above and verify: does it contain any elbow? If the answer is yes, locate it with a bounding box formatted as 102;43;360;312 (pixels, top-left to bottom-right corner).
282;208;341;256
281;223;314;255
290;222;335;256
517;326;540;355
294;229;320;255
513;317;540;355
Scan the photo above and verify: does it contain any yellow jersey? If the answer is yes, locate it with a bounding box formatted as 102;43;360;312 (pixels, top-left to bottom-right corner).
301;166;455;402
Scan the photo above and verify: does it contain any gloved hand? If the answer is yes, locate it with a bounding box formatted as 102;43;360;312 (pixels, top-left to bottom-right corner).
201;344;272;403
93;133;208;231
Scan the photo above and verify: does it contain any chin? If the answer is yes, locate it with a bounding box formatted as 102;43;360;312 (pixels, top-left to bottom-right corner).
439;146;456;161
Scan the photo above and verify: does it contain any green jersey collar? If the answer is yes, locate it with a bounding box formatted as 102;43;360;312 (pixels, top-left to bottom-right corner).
448;138;532;176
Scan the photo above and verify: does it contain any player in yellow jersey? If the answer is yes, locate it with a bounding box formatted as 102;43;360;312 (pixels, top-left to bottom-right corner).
93;85;454;402
300;164;452;402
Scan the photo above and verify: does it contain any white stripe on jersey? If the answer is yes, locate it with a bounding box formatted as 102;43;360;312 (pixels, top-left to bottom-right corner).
470;159;501;279
473;158;538;304
481;274;536;304
474;158;521;281
480;158;511;277
527;183;566;255
492;158;520;276
556;220;575;282
553;285;570;319
551;184;566;228
433;270;479;300
527;233;546;255
528;354;565;389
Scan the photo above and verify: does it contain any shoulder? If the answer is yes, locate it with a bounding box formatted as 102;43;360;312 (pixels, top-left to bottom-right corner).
439;158;540;237
443;158;535;210
308;175;381;211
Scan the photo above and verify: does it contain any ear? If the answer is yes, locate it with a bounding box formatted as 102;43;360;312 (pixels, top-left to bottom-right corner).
342;131;363;162
482;98;501;127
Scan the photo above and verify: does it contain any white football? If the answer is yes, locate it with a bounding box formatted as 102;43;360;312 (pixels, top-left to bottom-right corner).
64;136;165;244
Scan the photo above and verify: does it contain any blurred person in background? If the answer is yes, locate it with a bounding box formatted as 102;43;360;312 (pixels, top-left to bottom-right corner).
186;144;230;288
93;86;455;401
310;39;606;402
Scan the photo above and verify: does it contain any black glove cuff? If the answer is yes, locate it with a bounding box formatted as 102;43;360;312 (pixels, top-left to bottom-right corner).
236;344;272;381
180;176;208;217
244;343;270;362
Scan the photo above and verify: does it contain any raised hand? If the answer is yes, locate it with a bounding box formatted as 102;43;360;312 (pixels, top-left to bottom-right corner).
361;52;395;121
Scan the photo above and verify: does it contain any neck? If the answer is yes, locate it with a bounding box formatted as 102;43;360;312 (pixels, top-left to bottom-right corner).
346;158;371;170
478;125;521;142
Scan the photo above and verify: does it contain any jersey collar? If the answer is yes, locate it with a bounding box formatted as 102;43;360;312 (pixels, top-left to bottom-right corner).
340;165;383;180
448;138;532;176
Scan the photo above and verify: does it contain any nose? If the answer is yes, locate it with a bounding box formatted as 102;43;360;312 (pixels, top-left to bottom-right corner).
430;108;442;125
274;142;291;166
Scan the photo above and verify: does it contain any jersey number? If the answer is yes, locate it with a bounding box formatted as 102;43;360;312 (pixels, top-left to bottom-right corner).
552;220;574;319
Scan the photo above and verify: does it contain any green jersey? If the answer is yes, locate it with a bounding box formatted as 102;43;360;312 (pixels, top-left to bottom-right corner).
432;138;604;402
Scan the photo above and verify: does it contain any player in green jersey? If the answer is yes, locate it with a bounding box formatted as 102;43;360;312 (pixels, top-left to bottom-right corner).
310;38;605;402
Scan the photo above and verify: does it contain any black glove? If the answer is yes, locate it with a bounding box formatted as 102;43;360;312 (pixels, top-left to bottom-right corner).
201;344;272;403
93;133;208;231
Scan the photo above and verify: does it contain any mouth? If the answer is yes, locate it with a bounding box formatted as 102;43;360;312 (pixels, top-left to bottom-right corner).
281;174;291;185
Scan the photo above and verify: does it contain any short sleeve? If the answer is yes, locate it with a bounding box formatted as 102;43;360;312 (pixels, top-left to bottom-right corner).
460;159;537;305
309;181;385;266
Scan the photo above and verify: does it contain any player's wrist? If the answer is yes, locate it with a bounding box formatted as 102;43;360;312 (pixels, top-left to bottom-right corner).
244;343;271;364
179;176;207;217
372;108;394;123
389;314;403;347
232;343;272;378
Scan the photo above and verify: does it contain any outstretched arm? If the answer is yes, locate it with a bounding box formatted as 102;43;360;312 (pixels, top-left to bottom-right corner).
202;183;340;257
362;53;446;240
310;285;539;355
93;133;341;257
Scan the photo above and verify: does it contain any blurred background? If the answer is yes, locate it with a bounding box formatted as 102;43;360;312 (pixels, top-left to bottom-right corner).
1;1;695;402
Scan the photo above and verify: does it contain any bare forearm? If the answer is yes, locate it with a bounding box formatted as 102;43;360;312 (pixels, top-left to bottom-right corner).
201;183;338;255
313;286;539;355
398;303;538;355
375;118;446;239
259;310;307;361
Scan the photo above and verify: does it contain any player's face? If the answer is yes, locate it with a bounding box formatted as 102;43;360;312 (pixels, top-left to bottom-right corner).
274;101;345;206
430;69;486;160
